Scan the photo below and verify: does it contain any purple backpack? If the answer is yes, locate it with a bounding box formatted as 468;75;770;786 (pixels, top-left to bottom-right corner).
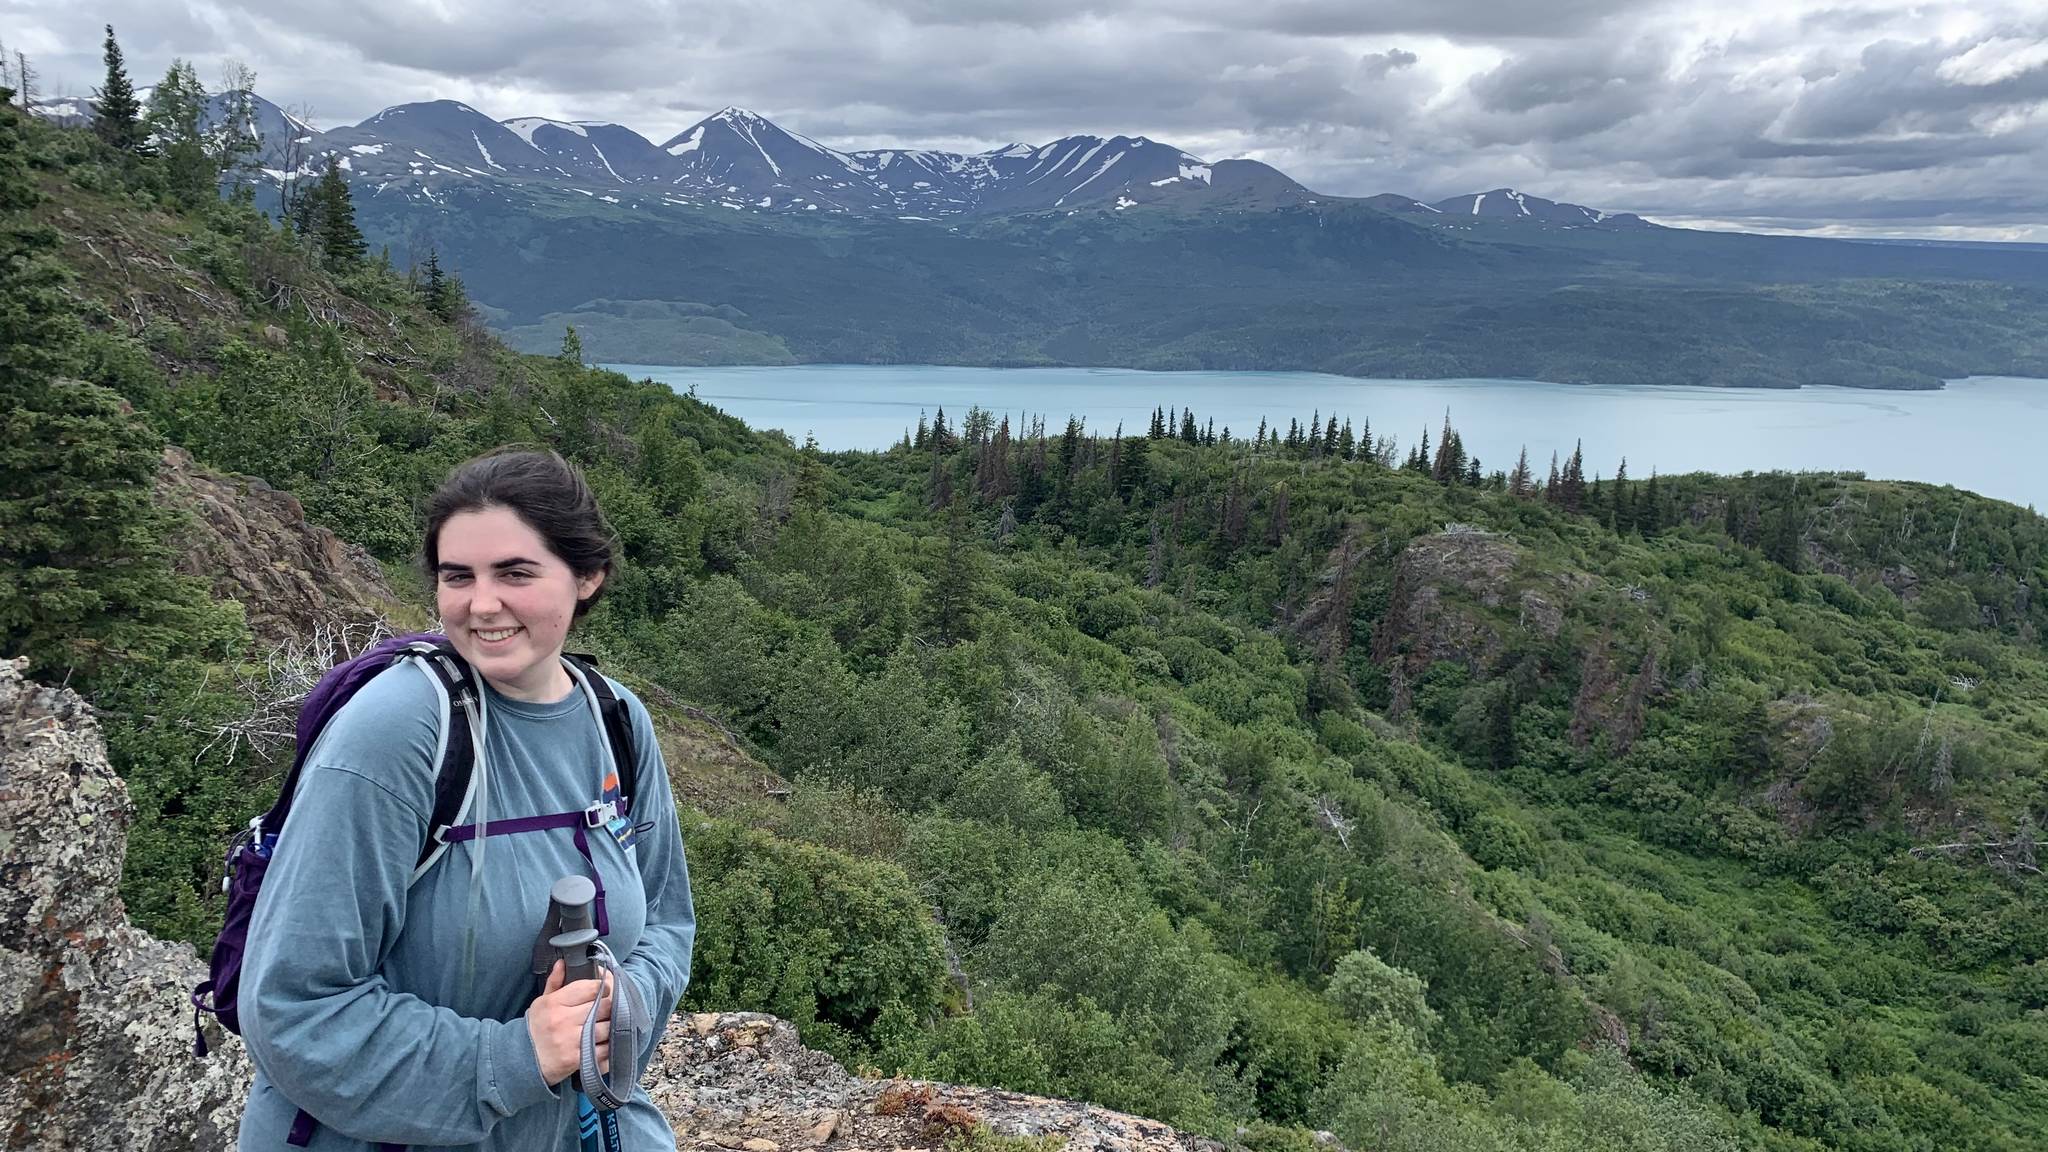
189;632;638;1055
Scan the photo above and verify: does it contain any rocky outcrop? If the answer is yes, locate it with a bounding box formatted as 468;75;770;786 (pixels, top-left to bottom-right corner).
0;658;1215;1152
0;657;251;1151
154;446;402;647
1371;530;1521;674
1371;529;1588;675
655;1014;1222;1152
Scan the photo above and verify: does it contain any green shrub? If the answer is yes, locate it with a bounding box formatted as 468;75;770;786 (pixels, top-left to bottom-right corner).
683;817;946;1053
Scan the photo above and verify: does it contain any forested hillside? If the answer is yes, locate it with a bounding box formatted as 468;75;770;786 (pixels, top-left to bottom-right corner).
8;90;2048;1152
386;186;2048;390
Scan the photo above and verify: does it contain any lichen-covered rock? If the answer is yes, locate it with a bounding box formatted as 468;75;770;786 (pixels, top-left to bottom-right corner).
0;656;251;1151
654;1013;1225;1152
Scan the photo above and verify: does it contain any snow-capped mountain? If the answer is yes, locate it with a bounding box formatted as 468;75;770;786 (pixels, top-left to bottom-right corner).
28;88;313;168
315;100;571;183
30;91;1650;228
659;107;896;213
27;95;95;127
652;111;1312;217
947;134;1310;214
502;117;674;183
1380;187;1654;230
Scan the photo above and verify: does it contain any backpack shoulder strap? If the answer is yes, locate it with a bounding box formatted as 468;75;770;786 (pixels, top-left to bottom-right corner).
564;652;639;807
407;640;480;875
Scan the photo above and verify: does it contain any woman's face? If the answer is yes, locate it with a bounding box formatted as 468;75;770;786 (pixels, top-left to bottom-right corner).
434;505;603;702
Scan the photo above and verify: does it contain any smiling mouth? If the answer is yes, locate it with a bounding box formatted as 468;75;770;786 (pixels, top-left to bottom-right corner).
473;626;523;643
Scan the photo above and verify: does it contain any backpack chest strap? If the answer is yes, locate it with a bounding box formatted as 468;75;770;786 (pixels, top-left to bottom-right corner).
433;800;631;935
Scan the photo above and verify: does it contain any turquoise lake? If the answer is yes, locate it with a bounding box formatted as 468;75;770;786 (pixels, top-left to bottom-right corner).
605;365;2048;512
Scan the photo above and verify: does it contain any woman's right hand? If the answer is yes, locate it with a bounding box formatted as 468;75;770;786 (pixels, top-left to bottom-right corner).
526;959;612;1086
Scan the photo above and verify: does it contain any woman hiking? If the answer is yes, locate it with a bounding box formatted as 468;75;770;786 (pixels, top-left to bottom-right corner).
235;448;696;1151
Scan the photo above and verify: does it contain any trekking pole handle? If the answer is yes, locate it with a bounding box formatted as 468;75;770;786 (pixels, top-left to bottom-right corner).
546;876;600;984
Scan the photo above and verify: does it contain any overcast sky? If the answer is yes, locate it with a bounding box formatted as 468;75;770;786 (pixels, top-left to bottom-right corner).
10;0;2047;239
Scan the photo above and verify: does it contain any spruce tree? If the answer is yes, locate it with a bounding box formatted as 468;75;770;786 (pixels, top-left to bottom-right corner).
927;491;980;644
419;249;466;322
0;96;220;684
145;60;212;203
1508;446;1533;498
1055;416;1081;485
1180;407;1199;444
1560;441;1587;512
435;272;469;323
91;26;143;152
419;249;447;311
314;155;367;267
1614;457;1634;532
1148;405;1167;439
1117;431;1151;500
1431;415;1459;484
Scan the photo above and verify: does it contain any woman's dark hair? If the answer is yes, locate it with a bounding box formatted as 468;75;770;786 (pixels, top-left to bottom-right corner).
423;448;616;619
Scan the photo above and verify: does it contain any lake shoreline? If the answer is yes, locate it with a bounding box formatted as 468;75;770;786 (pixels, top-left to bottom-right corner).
593;358;1997;392
605;364;2047;511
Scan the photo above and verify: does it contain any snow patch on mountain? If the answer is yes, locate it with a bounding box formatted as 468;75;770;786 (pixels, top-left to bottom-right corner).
1061;139;1109;177
1067;150;1124;195
504;117;589;146
473;132;505;171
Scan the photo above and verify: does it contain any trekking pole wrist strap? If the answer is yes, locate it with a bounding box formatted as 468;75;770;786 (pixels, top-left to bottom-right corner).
579;942;645;1111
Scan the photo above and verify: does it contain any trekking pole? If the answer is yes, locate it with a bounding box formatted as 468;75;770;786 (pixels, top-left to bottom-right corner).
538;876;626;1152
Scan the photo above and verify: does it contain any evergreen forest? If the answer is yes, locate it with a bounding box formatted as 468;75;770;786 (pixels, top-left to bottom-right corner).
7;61;2048;1152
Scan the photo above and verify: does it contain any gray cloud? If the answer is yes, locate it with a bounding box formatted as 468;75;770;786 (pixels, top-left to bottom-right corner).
14;0;2048;239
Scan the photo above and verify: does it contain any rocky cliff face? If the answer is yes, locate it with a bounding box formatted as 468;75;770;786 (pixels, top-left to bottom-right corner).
0;657;251;1151
1370;528;1583;675
0;657;1215;1152
154;446;404;648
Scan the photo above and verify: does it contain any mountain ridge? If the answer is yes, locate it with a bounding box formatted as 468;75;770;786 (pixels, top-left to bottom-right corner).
31;90;1636;226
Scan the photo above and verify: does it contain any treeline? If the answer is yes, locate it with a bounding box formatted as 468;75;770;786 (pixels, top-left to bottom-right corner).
892;400;2001;589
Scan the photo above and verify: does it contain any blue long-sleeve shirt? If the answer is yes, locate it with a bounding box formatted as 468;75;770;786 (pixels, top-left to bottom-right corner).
238;660;696;1150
